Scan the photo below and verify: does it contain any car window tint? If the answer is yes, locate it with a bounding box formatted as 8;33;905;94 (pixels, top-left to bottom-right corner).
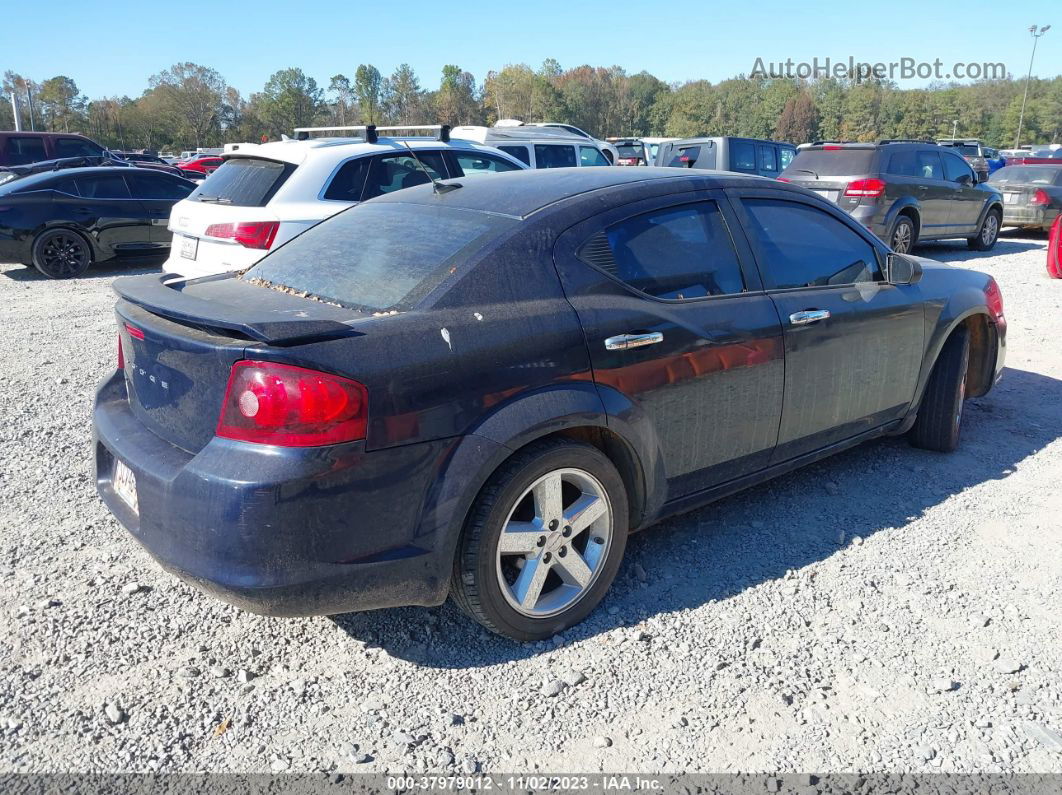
669;145;701;167
730;141;756;170
126;171;193;200
362;152;447;200
4;136;47;165
452;151;522;178
191;157;291;206
916;151;944;180
758;145;778;173
75;174;132;199
593;201;745;299
942;152;974;182
886;150;921;177
579;146;611;167
779;148;795;169
498;145;531;166
245;203;517;312
55;138;103;158
323;157;372;200
534;144;577;169
742;198;881;289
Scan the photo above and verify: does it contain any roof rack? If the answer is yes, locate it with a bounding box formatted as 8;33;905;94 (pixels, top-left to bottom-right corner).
292;124;451;144
877;138;935;145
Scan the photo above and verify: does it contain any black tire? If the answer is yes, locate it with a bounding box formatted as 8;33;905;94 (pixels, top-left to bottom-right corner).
450;439;629;641
890;216;916;254
908;328;970;452
968;208;1001;251
32;229;92;279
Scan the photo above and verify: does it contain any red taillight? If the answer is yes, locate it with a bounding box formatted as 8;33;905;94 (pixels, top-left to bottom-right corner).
777;176;791;182
204;221;280;250
1031;189;1050;206
844;178;886;198
124;322;145;340
985;278;1005;323
216;361;368;447
823;145;843;150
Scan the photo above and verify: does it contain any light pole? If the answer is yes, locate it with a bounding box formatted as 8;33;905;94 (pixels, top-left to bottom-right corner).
1015;24;1051;149
952;119;959;139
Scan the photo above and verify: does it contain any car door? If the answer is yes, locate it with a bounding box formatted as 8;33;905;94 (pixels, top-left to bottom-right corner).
553;190;785;498
124;171;195;244
730;190;925;462
941;150;983;233
71;173;152;252
913;149;952;236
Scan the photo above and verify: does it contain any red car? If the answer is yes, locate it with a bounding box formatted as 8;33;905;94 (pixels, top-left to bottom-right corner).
177;156;223;179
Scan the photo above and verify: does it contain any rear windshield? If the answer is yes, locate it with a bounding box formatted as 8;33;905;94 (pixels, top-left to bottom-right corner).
989;166;1062;185
616;145;643;158
188;158;291;207
243;202;518;312
783;149;876;177
942;144;980;157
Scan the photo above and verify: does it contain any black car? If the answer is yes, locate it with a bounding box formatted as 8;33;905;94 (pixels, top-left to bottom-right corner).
781;141;1005;254
93;168;1005;641
0;167;196;278
988;164;1062;232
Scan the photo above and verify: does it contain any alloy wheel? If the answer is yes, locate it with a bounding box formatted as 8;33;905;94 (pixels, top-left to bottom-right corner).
892;222;912;254
495;467;613;618
982;214;998;246
39;233;88;277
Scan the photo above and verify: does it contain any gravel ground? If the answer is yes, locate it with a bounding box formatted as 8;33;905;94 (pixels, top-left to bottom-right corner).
1;231;1060;775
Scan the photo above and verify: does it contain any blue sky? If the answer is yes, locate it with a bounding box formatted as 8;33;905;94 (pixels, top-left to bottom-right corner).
6;0;1060;98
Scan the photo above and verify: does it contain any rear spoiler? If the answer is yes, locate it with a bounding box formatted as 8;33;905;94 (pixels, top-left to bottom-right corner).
113;273;363;345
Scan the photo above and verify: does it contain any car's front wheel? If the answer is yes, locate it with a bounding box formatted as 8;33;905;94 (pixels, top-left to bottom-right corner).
451;439;629;641
968;209;1001;251
908;327;970;452
32;229;92;279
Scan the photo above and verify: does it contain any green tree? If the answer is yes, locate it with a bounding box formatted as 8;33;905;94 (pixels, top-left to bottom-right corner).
328;74;353;126
381;64;423;123
354;64;382;124
434;65;479;125
147;62;227;147
255;67;323;136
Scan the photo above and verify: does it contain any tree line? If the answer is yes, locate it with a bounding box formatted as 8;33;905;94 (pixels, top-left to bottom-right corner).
3;61;1060;152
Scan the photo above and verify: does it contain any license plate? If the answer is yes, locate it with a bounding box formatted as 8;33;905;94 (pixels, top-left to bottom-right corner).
180;235;198;260
1004;192;1019;205
113;459;139;514
813;189;839;201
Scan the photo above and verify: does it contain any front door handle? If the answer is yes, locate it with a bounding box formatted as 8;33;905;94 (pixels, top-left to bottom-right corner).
604;332;664;351
789;309;831;326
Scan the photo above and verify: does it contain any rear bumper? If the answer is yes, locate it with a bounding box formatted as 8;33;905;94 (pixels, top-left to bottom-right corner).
93;371;470;616
1002;206;1057;230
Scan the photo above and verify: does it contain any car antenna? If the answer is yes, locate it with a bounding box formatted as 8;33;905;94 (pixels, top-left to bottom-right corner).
400;140;461;194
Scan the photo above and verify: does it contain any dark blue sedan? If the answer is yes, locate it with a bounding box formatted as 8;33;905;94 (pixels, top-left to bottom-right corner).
94;168;1005;640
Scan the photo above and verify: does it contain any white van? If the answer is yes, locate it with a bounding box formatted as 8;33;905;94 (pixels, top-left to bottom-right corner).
450;125;613;169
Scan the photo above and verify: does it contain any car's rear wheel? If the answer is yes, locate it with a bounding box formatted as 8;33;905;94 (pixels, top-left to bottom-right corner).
908;327;970;453
451;439;628;641
968;209;1001;251
890;216;916;254
32;229;92;279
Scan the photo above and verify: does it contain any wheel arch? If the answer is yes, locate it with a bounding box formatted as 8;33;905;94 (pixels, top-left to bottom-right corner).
885;199;922;239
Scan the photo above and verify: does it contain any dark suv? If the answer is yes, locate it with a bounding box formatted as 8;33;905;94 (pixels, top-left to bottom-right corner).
780;141;1004;253
94;168;1005;641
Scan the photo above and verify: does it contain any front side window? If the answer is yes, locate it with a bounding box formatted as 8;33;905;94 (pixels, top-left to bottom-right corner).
4;136;46;165
534;144;577;169
591;201;745;299
779;147;795;170
579;146;611;167
362;152;447;200
942;152;975;183
498;145;531;166
452;151;522;178
55;138;104;158
730;141;756;171
742;198;880;289
74;174;132;199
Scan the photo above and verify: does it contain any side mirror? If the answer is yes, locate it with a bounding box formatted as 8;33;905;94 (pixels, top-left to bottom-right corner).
956;173;972;186
975;171;989;184
887;252;923;285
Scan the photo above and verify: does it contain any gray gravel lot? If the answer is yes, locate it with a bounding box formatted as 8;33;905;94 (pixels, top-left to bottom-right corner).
1;232;1060;775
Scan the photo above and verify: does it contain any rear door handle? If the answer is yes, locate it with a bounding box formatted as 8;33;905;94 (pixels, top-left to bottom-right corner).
604;332;664;351
789;309;831;326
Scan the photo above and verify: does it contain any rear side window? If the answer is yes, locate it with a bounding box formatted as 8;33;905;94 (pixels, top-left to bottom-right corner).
742;198;880;289
126;171;194;200
534;144;577;169
498;145;531;166
590;201;745;299
244;203;517;312
886;150;921;177
730;141;756;171
758;145;778;173
579;146;610;167
779;147;795;170
55;138;103;158
75;174;132;199
4;136;47;165
783;149;876;177
323;157;371;201
362;152;447;200
189;158;291;206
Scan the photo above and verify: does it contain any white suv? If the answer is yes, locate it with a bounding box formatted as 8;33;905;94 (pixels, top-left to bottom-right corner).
162;125;526;278
450;125;615;169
